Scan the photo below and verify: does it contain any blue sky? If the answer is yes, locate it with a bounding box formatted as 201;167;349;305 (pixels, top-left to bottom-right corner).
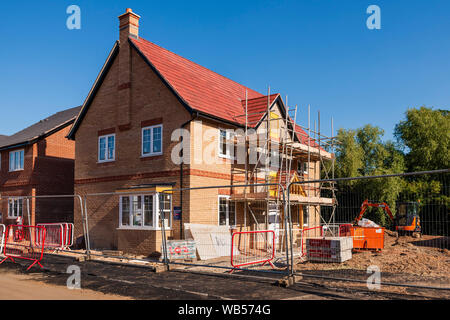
1;0;449;141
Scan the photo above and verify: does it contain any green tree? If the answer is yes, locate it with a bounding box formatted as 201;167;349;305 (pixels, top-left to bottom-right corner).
356;125;386;175
395;107;450;171
334;125;406;226
334;128;364;179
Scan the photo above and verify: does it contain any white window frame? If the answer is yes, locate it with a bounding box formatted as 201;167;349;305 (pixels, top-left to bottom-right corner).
9;149;24;172
302;205;309;227
98;134;115;163
142;124;163;157
118;193;171;230
8;198;23;219
218;195;236;227
218;129;235;160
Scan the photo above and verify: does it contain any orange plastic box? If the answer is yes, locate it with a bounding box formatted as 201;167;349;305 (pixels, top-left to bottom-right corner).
351;226;385;250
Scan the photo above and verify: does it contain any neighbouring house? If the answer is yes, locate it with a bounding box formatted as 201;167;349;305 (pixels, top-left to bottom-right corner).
67;9;334;256
0;106;81;226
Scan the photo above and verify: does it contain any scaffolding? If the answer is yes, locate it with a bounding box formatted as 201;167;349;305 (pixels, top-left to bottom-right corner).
229;88;339;244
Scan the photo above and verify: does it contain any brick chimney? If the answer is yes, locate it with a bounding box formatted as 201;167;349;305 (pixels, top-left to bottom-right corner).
118;8;140;42
117;8;140;131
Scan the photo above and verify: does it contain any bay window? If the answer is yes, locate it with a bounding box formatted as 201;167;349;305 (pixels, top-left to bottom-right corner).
119;193;171;230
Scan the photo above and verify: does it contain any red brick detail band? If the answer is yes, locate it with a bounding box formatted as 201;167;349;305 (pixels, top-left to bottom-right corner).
118;123;132;131
74;169;254;185
118;82;131;91
98;128;116;136
141;118;163;128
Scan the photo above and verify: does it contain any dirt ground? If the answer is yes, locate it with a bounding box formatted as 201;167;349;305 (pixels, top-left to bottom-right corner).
0;269;129;300
0;233;448;300
294;233;450;298
0;253;425;301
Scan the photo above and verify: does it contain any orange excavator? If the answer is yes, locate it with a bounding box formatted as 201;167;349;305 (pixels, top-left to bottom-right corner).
353;199;422;238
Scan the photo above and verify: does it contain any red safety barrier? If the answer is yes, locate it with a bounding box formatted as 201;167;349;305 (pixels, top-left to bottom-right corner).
299;226;324;257
64;223;74;248
36;223;74;250
230;230;276;273
0;225;46;270
36;223;63;250
0;224;5;255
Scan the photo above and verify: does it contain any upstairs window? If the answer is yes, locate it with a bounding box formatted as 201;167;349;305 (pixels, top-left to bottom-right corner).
98;134;115;162
142;125;163;157
8;198;23;219
9;150;24;172
218;129;235;159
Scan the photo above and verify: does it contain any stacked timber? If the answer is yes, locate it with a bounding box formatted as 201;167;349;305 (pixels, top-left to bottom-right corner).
306;237;353;263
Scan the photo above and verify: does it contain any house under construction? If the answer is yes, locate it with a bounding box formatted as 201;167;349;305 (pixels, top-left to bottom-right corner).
227;91;338;251
67;8;339;256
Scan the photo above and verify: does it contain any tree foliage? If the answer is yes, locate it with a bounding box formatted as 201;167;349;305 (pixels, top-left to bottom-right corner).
394;107;450;171
330;106;448;229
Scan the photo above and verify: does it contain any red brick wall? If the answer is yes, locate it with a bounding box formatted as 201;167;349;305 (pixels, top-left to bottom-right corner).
0;125;75;225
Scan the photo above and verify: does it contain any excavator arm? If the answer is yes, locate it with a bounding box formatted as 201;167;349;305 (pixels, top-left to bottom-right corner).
353;199;395;226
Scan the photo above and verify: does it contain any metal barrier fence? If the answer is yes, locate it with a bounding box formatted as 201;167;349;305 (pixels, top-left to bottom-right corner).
36;223;63;249
28;196;83;253
81;190;167;264
36;223;74;251
0;195;84;255
298;226;323;258
81;183;291;275
0;170;447;290
0;224;5;255
159;183;290;275
230;230;276;272
288;169;450;289
0;225;46;270
65;223;74;249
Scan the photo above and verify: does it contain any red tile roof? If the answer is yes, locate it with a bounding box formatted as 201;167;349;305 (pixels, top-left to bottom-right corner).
240;94;280;127
294;124;320;148
131;37;266;125
131;37;324;149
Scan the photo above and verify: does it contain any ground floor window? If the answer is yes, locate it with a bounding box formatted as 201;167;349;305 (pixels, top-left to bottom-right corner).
218;196;236;227
119;193;171;230
8;198;23;219
302;205;309;227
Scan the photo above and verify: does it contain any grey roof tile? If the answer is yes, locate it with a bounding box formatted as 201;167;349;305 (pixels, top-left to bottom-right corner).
0;106;81;150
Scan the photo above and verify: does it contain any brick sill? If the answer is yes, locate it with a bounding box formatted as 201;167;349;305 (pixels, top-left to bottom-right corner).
140;155;163;161
97;161;115;167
